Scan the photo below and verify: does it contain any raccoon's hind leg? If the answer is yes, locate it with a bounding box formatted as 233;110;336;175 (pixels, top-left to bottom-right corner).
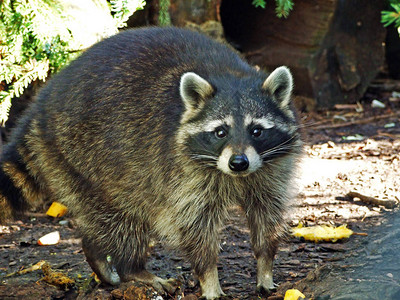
114;226;178;294
83;240;178;293
0;143;46;223
81;214;177;294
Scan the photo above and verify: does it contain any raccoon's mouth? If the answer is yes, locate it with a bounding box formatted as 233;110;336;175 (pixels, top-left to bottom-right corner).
217;147;262;176
223;170;253;177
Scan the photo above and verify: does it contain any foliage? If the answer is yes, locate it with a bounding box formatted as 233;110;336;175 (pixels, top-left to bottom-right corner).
0;0;144;126
110;0;146;28
382;1;400;34
252;0;294;18
159;0;171;26
0;0;69;124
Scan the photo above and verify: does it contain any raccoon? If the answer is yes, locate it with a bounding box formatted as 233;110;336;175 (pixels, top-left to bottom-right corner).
0;27;302;299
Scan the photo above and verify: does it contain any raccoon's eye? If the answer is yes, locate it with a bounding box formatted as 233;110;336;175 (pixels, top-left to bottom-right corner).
215;127;227;139
251;127;263;138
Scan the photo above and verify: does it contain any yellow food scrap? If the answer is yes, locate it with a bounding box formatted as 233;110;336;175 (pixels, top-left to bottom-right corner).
292;223;353;242
284;289;305;300
46;202;68;217
41;262;75;289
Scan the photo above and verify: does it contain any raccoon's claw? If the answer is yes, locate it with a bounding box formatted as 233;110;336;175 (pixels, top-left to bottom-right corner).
151;277;178;295
125;270;178;295
199;293;227;300
199;284;226;299
91;262;121;285
82;243;121;285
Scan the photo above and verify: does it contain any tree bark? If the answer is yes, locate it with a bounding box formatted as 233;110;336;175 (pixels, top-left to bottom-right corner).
220;0;387;107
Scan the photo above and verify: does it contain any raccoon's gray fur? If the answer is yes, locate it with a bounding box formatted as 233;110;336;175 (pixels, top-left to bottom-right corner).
0;27;302;299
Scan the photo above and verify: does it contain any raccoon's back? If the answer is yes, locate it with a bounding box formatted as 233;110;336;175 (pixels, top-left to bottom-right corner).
18;28;254;198
44;27;250;111
39;27;251;131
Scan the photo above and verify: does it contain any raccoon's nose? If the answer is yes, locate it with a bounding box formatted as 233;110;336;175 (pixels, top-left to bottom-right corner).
228;154;249;172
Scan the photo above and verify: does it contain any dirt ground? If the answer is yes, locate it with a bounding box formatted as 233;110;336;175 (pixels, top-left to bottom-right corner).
0;88;399;300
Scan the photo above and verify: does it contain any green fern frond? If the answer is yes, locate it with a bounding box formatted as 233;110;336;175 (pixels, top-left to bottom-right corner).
0;0;144;125
0;93;12;127
252;0;266;9
159;0;171;26
251;0;294;18
275;0;294;18
382;3;400;28
110;0;146;28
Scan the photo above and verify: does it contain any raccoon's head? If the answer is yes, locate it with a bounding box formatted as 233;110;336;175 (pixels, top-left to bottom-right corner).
177;66;301;177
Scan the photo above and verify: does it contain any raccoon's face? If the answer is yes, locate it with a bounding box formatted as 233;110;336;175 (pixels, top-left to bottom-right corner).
178;67;300;177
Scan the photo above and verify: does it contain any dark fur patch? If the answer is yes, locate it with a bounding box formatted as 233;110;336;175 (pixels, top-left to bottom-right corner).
0;163;26;216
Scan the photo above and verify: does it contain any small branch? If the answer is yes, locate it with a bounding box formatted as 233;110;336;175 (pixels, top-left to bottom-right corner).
352;232;368;236
369;79;400;91
5;260;46;277
346;191;397;209
310;112;400;130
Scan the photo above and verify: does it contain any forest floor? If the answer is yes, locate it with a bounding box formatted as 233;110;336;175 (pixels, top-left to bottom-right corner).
0;87;399;300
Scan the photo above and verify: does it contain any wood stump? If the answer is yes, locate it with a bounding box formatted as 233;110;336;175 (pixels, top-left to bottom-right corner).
220;0;387;107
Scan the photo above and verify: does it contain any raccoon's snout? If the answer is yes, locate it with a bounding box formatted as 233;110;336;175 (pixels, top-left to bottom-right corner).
228;154;249;172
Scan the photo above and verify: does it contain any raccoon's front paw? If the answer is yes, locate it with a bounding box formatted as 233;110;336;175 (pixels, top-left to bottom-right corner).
199;291;227;300
199;283;226;299
256;282;277;296
151;277;178;295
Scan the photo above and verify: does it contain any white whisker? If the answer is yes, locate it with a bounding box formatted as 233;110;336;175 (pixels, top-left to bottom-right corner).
260;136;297;159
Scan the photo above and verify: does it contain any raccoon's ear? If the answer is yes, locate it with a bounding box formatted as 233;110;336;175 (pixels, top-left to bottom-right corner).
180;72;214;112
262;66;293;109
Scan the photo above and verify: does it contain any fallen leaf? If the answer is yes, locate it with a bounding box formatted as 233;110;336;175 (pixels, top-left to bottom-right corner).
292;223;353;243
342;134;364;141
284;288;305;300
41;262;75;289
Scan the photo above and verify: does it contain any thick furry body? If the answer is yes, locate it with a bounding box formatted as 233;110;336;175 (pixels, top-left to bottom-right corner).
0;27;302;298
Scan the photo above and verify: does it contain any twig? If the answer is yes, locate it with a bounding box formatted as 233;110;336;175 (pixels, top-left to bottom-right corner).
369;79;400;91
352;232;368;236
5;260;46;277
310;112;400;130
333;104;360;110
24;212;48;218
346;191;397;209
0;244;15;249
